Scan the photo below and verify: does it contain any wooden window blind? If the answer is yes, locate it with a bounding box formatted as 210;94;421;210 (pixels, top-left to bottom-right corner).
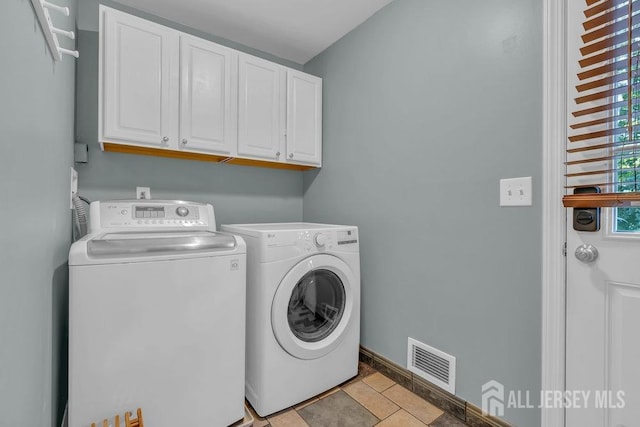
564;0;640;208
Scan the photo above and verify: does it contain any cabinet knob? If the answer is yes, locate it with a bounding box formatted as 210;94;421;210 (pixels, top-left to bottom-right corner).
289;153;294;159
162;136;169;143
182;139;188;145
276;152;281;157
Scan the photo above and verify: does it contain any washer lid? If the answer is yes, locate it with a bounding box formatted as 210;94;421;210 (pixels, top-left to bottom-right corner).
87;231;236;258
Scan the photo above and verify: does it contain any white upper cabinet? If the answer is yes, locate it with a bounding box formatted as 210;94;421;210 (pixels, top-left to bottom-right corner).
180;35;237;155
101;7;179;148
100;6;237;156
99;6;322;169
237;54;286;161
286;70;322;166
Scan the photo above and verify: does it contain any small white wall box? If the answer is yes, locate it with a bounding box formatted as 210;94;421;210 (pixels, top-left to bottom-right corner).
74;143;88;163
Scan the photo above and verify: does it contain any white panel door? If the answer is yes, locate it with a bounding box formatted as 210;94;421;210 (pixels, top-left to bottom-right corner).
566;230;640;427
101;7;179;148
237;54;285;161
286;70;322;166
180;35;237;155
565;1;640;426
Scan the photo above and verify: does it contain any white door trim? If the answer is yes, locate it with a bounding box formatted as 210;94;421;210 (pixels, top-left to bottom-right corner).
542;1;567;426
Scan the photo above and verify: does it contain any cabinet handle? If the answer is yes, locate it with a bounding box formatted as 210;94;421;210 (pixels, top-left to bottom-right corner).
276;152;281;157
289;153;294;159
162;136;169;143
182;139;188;145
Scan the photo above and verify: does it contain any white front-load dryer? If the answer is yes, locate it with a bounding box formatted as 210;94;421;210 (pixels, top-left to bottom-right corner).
221;223;360;417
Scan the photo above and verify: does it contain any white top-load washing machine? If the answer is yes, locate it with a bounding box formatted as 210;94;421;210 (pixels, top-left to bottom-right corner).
69;200;246;427
220;222;360;416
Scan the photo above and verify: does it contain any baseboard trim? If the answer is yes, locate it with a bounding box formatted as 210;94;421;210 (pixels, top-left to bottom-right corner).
359;346;512;427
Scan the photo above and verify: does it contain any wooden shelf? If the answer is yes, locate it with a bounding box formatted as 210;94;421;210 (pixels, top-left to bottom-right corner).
562;192;640;208
102;143;317;171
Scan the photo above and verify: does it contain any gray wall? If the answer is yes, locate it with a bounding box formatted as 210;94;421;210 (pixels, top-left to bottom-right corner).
303;1;542;426
75;2;304;225
0;1;77;426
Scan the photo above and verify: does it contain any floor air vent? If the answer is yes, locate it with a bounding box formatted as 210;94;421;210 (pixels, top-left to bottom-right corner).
407;337;456;394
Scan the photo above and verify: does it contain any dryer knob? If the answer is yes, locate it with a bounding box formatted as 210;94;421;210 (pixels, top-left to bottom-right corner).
176;206;189;217
314;233;328;247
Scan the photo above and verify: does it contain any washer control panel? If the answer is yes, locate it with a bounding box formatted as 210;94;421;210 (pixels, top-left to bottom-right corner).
132;205;197;221
89;200;215;233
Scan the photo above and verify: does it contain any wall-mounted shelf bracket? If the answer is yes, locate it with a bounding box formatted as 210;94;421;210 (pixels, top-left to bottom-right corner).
30;0;79;61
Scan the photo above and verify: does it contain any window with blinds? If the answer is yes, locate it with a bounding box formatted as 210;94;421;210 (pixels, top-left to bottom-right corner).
564;0;640;209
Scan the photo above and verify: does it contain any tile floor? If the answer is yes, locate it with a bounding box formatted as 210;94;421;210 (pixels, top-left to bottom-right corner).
245;362;470;427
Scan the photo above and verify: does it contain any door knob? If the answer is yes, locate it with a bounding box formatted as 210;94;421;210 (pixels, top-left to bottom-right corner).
162;136;169;143
575;244;599;263
182;139;188;145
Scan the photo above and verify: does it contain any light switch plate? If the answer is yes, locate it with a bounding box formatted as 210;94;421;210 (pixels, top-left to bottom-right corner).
500;177;532;206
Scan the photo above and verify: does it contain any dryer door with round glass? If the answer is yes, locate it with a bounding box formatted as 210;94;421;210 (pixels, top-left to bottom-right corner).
271;254;357;360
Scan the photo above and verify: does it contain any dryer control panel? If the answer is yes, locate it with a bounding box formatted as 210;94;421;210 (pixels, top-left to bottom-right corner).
89;200;216;233
220;223;359;263
336;229;358;246
300;229;358;250
266;228;358;261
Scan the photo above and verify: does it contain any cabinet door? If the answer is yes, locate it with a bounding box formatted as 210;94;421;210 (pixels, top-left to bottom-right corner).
101;7;179;148
286;70;322;166
237;54;285;160
180;35;237;155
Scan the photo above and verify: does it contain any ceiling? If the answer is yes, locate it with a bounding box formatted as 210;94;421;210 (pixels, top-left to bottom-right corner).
114;0;395;64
